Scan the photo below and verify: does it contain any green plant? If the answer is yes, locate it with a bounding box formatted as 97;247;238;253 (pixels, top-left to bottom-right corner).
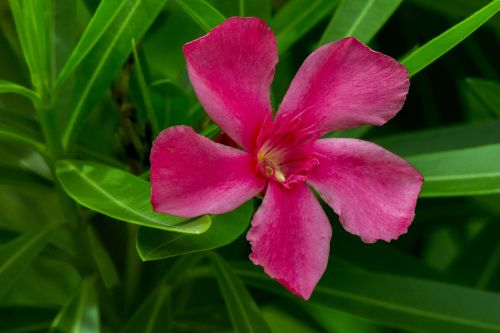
0;0;499;332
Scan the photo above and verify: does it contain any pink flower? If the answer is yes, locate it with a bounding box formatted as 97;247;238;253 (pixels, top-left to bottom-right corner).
150;17;423;300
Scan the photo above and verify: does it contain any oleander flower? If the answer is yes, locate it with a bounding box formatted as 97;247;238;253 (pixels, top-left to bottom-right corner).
150;17;423;300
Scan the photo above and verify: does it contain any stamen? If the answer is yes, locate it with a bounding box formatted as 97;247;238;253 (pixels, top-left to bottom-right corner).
274;169;285;182
265;165;274;176
255;111;322;187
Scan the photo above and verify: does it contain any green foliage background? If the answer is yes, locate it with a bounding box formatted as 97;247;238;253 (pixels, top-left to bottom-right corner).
0;0;499;332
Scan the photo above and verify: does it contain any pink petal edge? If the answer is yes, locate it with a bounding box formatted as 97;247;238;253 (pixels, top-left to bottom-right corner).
277;37;409;133
183;17;278;152
150;126;266;218
247;182;332;300
309;138;423;243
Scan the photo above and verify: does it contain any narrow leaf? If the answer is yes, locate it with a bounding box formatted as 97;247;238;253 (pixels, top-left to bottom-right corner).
243;0;271;21
122;285;171;333
131;39;159;137
333;232;445;281
49;277;100;333
61;0;168;151
0;122;46;154
407;0;500;32
302;304;379;333
8;0;52;94
210;254;271;333
55;0;126;88
148;79;191;128
8;0;36;76
239;0;245;16
0;306;57;333
123;255;201;333
176;0;226;32
56;160;211;233
402;0;500;76
0;162;52;188
319;0;402;45
0;226;54;299
261;306;320;333
373;120;500;157
324;125;372;139
465;77;500;117
407;144;500;197
448;221;500;289
274;0;337;55
137;201;253;261
2;256;81;307
199;123;221;139
235;262;500;333
206;0;271;20
0;79;39;103
87;226;120;290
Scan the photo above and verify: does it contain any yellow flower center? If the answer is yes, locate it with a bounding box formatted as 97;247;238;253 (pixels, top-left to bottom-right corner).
258;148;286;182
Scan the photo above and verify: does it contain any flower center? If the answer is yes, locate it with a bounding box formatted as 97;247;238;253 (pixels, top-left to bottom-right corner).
255;113;321;188
258;149;287;182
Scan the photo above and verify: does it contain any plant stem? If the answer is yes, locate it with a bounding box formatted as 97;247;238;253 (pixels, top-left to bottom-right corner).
124;223;141;315
36;96;80;226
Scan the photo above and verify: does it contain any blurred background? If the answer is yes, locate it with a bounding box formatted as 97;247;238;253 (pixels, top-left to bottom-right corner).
0;0;499;332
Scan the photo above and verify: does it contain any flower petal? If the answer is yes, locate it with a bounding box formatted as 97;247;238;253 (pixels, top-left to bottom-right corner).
247;182;332;300
183;17;278;152
150;126;266;218
277;37;409;132
309;139;423;243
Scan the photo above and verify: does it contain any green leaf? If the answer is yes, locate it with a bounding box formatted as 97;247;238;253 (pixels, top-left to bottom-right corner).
241;0;271;20
141;3;204;80
176;0;226;32
137;201;254;261
55;0;126;89
407;0;500;32
465;77;500;117
273;0;337;55
122;285;172;333
402;0;500;77
0;108;40;137
61;0;168;151
208;0;271;20
123;255;201;332
373;120;500;157
199;123;221;139
51;0;79;78
0;226;54;299
238;0;244;16
0;186;61;234
131;39;159;137
210;253;271;333
302;304;380;333
333;232;445;281
272;0;318;32
0;122;46;154
0;306;57;333
2;256;81;307
87;226;120;290
49;277;100;333
261;306;321;333
319;0;402;45
324;125;372;139
234;262;500;333
0;79;39;102
0;162;52;188
56;160;211;233
448;221;500;289
406;144;500;197
8;0;52;94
